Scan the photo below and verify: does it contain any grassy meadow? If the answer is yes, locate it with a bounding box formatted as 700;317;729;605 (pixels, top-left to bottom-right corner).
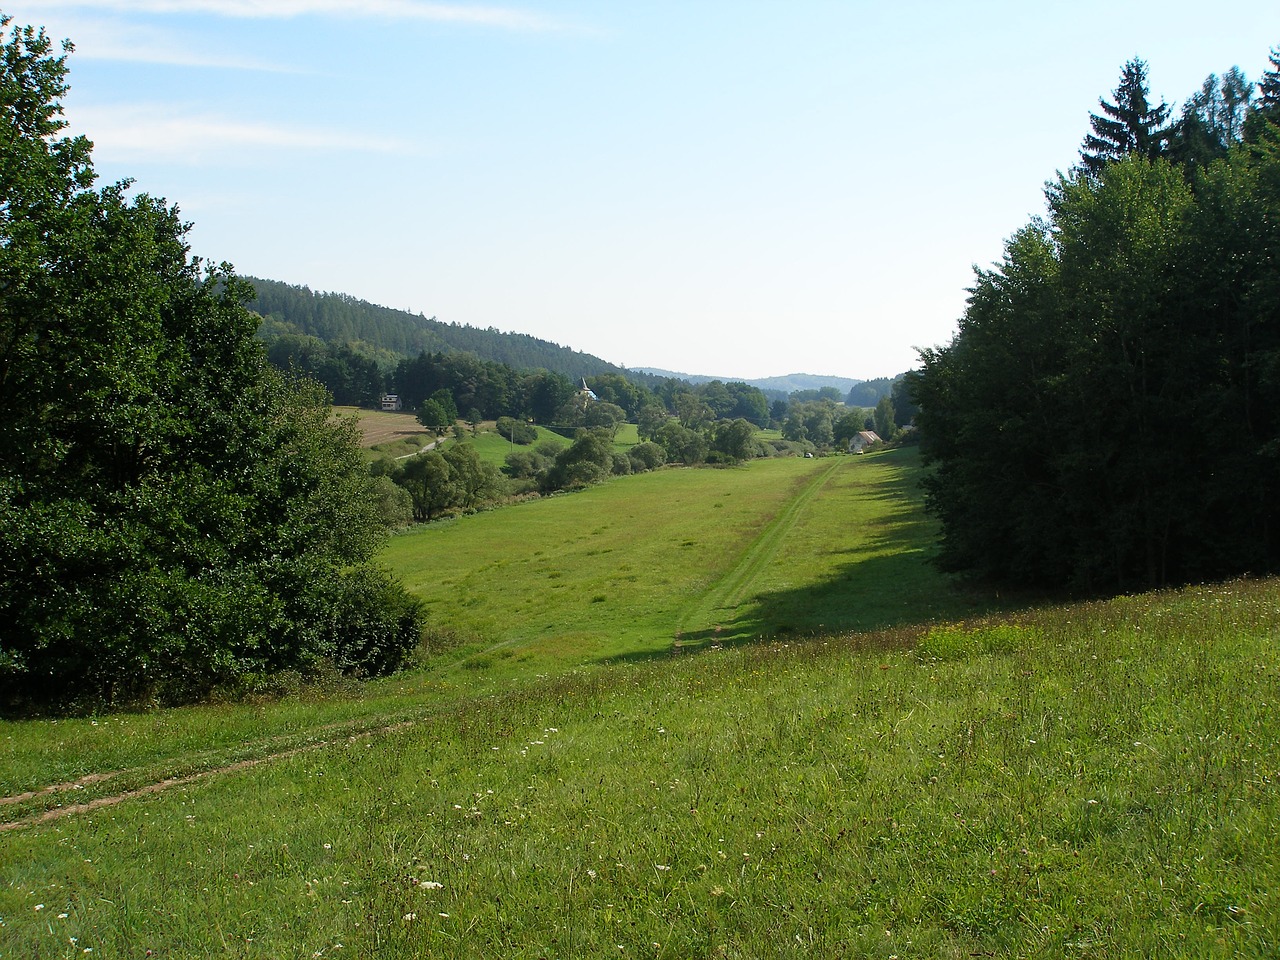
2;448;1279;957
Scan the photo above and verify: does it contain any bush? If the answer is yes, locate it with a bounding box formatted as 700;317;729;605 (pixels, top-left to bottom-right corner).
496;416;538;444
628;441;666;472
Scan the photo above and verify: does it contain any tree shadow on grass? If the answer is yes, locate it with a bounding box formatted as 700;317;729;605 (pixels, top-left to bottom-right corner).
598;549;1013;667
597;453;1041;667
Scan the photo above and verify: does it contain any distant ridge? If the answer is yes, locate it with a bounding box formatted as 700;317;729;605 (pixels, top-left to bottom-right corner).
246;277;899;394
246;277;626;380
636;368;863;395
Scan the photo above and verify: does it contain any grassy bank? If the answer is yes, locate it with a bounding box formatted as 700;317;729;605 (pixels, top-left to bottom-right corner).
2;580;1277;956
2;449;1276;956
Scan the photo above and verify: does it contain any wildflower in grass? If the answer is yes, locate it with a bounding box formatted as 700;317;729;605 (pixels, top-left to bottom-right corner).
403;913;416;921
421;881;443;890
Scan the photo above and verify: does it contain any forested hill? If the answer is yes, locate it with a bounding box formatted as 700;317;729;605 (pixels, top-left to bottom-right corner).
245;277;626;379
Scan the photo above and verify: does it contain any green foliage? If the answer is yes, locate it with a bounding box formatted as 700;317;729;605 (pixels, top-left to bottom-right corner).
652;419;709;465
542;428;616;491
873;395;897;440
627;441;667;472
914;131;1280;589
399;450;456;521
247;276;626;380
1080;57;1171;175
0;19;422;709
495;416;537;444
1169;67;1252;170
1257;46;1280;118
443;443;504;509
709;418;759;464
416;399;451;430
264;335;386;407
783;400;837;447
844;375;899;406
369;475;414;527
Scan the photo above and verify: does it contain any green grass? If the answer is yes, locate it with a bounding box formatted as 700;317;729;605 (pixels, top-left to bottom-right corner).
440;424;567;468
3;450;1278;956
613;421;640;449
383;450;987;677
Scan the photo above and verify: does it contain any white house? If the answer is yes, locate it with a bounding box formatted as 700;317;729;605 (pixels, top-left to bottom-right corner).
849;430;881;453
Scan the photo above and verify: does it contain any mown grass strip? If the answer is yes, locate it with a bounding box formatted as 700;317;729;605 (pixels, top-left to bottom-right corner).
675;456;844;640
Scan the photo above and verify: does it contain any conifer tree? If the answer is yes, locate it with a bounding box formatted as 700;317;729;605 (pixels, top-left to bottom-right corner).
1258;45;1280;114
1080;57;1170;175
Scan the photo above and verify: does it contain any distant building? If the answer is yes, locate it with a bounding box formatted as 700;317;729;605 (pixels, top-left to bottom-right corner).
849;430;881;453
380;394;403;412
580;379;598;402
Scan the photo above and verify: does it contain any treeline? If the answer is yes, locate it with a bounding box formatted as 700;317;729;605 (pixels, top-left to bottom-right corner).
249;277;627;382
371;378;915;527
250;278;911;415
0;19;428;711
910;49;1280;592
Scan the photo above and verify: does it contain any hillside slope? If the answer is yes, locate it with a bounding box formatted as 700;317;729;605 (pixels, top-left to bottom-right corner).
247;276;627;378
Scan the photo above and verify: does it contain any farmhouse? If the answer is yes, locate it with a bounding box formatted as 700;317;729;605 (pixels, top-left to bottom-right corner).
380;394;403;411
849;430;881;453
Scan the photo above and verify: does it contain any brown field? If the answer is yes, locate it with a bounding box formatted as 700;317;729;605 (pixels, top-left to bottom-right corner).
333;405;431;448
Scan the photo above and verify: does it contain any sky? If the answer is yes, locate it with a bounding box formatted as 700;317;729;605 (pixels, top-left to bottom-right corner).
8;1;1279;381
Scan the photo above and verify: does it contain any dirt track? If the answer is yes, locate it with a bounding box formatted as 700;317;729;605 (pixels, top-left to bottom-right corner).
0;718;419;833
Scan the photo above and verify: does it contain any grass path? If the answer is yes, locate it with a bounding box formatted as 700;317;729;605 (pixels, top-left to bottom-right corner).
0;710;431;831
674;456;844;640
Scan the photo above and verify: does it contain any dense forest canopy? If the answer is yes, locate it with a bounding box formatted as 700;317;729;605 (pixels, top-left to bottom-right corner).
0;16;423;711
248;276;630;382
910;47;1280;592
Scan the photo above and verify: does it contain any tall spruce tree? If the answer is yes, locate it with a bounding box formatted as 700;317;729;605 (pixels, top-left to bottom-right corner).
1080;57;1171;175
1258;46;1280;115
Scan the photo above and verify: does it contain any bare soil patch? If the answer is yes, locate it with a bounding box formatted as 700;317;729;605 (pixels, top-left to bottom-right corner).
334;406;431;447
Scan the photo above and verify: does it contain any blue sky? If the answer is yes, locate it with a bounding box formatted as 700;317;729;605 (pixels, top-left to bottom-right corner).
9;1;1279;380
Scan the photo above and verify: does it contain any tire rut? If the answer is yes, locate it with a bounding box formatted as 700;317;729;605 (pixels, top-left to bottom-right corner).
0;717;420;832
675;457;844;638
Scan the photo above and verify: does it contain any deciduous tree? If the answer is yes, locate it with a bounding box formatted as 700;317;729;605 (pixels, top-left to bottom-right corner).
0;17;421;709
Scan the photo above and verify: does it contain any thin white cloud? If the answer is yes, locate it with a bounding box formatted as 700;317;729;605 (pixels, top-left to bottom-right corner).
70;103;411;164
65;18;303;72
31;0;569;31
